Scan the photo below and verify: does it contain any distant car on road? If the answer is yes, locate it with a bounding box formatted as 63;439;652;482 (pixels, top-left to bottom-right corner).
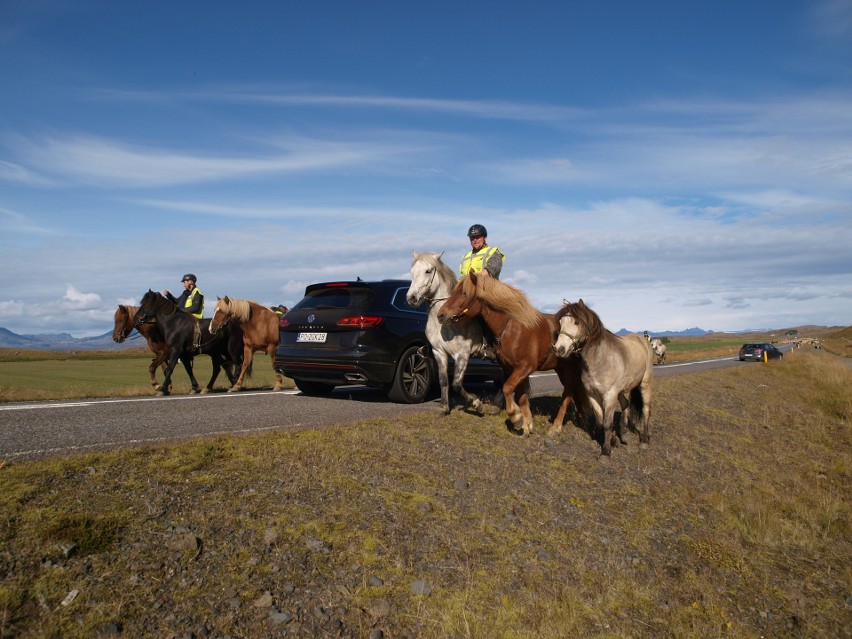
273;279;502;403
738;342;783;362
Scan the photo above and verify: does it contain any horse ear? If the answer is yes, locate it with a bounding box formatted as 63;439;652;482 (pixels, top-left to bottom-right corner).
438;251;444;259
578;298;585;307
223;295;230;303
562;298;569;306
469;270;478;284
411;250;417;259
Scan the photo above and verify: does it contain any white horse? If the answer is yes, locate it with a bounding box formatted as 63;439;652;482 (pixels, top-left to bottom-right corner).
651;338;667;364
406;251;495;414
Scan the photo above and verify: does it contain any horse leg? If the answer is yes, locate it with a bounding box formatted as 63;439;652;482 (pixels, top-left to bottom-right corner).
616;394;630;446
228;343;253;392
547;389;573;437
516;378;534;436
502;369;533;435
179;353;201;394
638;379;652;448
157;352;182;396
452;352;486;414
268;344;284;392
433;349;452;413
202;355;223;394
600;393;620;458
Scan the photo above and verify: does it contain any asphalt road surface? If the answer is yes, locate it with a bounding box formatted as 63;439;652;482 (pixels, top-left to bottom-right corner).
0;352;771;461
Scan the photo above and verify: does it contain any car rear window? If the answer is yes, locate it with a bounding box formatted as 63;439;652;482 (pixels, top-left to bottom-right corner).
293;287;374;311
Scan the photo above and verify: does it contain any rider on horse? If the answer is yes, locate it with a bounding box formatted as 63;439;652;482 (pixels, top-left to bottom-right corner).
164;273;204;350
459;224;505;359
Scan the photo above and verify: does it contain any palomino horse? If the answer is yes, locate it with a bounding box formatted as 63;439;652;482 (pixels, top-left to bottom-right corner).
134;291;243;395
437;272;582;436
112;304;169;391
406;250;499;413
553;299;653;457
651;338;667;364
209;296;284;392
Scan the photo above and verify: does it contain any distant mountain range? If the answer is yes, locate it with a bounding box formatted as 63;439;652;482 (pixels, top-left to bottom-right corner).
0;327;138;351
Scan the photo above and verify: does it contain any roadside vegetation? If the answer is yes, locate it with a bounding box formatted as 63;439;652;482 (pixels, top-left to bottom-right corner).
0;347;849;638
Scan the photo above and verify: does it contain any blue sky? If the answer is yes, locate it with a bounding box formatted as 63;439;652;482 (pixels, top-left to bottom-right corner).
1;0;851;337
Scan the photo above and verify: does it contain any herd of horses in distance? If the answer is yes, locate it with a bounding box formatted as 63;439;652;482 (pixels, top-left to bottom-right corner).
113;252;668;458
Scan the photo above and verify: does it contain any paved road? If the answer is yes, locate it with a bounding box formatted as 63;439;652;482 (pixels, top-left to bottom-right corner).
0;352;762;461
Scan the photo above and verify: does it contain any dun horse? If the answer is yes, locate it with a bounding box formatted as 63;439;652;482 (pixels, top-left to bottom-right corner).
553;299;653;457
209;296;284;392
437;272;581;436
406;251;500;413
133;291;243;395
112;304;169;391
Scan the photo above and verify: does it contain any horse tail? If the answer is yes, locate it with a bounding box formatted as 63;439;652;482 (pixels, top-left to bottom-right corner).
629;386;644;417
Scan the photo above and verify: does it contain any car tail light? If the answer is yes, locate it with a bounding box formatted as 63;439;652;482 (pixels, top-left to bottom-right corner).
337;316;384;329
279;317;289;328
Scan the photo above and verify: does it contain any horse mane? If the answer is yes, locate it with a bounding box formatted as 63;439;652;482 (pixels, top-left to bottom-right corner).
461;275;543;329
415;252;457;289
220;297;254;322
557;300;605;344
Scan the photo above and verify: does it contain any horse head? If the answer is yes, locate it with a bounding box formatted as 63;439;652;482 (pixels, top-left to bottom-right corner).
406;251;453;308
209;296;231;334
437;273;481;326
112;305;133;342
553;298;595;357
134;290;163;328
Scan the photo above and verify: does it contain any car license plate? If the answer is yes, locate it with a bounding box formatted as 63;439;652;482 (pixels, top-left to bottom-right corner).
297;332;327;343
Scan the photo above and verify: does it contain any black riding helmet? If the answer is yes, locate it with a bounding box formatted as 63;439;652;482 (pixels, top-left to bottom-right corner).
467;224;487;238
181;274;197;283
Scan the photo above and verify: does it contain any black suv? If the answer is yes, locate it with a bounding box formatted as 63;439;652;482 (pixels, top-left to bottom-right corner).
273;280;502;403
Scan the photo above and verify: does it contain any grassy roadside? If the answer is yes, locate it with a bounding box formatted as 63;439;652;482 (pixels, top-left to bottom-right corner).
0;349;850;638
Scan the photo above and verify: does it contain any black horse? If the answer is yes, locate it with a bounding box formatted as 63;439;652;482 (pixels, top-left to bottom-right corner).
134;290;244;396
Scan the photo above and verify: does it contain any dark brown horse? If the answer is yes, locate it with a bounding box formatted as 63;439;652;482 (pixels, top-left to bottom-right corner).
209;296;284;392
554;299;653;457
134;291;244;395
437;272;581;436
112;304;169;391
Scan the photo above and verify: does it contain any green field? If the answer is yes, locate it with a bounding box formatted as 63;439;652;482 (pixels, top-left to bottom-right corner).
0;349;288;402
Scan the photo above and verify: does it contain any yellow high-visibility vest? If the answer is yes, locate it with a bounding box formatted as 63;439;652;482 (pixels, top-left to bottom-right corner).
185;287;204;319
459;246;504;278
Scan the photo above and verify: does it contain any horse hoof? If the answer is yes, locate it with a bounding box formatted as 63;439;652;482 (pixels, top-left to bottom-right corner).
639;442;649;450
272;385;283;392
156;390;168;397
227;386;240;393
598;453;611;463
189;388;200;395
200;388;210;394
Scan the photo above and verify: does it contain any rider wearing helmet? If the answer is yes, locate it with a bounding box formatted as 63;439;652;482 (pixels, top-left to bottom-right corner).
459;225;505;360
459;224;504;279
164;273;205;320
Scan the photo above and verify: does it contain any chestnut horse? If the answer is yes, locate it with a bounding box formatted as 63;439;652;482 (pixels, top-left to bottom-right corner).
553;299;653;457
437;272;582;436
112;304;169;391
209;296;284;392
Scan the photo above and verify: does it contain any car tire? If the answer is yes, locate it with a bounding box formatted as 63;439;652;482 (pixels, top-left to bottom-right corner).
294;379;336;396
387;344;434;404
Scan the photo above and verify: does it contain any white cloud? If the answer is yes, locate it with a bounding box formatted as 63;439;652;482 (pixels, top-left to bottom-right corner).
61;285;101;310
